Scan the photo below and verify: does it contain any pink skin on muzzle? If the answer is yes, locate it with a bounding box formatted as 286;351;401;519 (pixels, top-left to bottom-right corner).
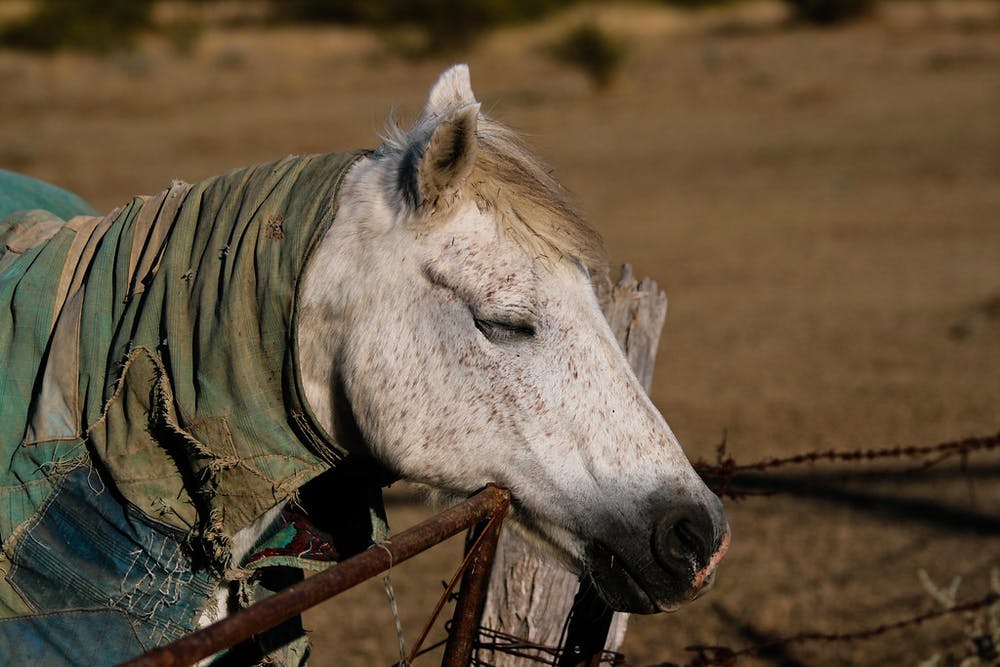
692;530;731;592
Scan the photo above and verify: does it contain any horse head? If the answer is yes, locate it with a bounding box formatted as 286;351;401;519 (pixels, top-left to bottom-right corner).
298;65;729;614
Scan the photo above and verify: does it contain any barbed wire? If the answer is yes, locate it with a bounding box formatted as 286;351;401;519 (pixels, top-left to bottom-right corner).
694;430;1000;499
470;625;626;665
467;591;1000;667
456;432;999;665
410;431;1000;666
652;592;1000;667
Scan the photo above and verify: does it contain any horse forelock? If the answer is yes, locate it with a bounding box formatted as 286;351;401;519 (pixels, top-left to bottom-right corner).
380;112;609;285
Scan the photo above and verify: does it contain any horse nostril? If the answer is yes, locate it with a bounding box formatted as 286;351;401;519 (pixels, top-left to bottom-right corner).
664;524;687;561
676;519;705;558
652;510;713;575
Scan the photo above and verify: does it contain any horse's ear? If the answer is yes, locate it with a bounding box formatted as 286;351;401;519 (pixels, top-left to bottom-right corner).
410;101;480;213
424;64;477;118
394;65;480;214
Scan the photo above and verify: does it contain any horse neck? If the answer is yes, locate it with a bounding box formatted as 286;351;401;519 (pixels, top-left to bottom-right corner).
296;154;385;453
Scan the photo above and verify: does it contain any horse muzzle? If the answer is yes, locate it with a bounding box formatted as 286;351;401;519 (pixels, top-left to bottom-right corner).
584;497;730;614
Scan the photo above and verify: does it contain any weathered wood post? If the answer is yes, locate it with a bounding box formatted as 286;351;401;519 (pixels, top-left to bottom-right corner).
478;265;668;664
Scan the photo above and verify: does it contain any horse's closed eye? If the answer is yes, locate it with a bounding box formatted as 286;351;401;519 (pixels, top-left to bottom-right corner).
473;315;536;343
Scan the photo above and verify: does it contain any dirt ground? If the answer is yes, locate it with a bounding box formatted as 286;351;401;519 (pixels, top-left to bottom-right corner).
2;1;999;664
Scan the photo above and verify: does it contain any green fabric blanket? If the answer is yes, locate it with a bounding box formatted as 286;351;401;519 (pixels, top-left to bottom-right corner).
0;153;375;663
0;169;97;221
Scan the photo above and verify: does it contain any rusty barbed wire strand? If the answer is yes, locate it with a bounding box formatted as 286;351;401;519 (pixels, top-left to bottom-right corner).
694;430;1000;499
649;591;1000;667
469;625;626;665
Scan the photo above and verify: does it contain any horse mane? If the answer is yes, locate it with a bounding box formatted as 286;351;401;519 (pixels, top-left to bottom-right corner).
381;113;609;283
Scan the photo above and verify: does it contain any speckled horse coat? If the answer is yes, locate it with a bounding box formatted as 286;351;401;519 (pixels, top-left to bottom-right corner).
0;154;384;666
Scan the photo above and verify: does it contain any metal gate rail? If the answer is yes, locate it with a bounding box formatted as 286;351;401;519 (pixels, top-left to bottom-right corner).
119;484;511;667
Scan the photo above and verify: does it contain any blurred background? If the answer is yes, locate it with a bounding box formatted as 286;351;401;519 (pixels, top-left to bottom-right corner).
2;0;998;664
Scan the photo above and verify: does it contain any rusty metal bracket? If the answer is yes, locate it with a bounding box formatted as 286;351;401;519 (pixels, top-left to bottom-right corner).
118;484;511;667
442;507;507;666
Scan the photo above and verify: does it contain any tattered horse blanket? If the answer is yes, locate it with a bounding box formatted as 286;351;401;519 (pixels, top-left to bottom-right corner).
0;153;382;665
0;168;98;221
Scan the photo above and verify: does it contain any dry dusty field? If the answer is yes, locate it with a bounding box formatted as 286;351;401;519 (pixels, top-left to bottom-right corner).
2;1;999;664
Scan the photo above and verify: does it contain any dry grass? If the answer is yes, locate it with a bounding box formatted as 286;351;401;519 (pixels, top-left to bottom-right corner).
3;1;999;664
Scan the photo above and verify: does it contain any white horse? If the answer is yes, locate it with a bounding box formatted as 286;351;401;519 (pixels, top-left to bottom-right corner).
289;64;729;616
0;65;727;664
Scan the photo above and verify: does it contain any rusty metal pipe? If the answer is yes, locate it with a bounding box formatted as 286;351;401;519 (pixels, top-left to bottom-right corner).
118;485;511;667
441;500;508;666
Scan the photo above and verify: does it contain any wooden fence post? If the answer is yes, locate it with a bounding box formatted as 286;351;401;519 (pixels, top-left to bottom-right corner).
478;265;668;664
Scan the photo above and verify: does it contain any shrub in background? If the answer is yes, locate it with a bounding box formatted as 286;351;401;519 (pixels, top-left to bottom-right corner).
658;0;743;7
656;0;876;24
0;0;155;54
162;16;205;57
782;0;876;25
547;22;626;92
274;0;581;55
